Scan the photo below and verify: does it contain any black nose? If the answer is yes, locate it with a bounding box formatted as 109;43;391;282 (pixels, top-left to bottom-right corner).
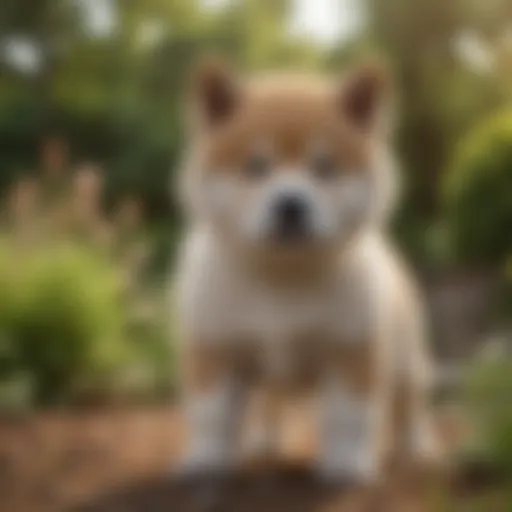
273;194;309;240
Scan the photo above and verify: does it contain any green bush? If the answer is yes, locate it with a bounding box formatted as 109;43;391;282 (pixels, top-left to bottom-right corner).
463;353;512;478
1;241;129;405
442;109;512;266
0;239;24;380
0;238;176;407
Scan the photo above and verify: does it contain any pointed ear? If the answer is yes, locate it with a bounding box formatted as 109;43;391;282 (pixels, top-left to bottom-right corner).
338;61;391;133
191;55;240;127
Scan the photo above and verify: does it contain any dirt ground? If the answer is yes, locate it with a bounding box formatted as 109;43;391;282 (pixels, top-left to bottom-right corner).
0;406;503;512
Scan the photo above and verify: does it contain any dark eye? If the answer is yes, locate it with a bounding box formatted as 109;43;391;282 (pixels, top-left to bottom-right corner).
311;153;337;180
245;152;271;179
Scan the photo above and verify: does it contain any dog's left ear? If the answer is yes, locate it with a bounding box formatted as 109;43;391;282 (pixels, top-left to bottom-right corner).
338;61;392;135
191;55;240;127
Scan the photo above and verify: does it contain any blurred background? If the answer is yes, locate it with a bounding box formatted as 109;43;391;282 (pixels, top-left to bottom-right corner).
0;0;511;510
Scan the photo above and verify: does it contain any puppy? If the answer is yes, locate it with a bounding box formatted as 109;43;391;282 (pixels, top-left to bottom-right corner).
173;57;439;484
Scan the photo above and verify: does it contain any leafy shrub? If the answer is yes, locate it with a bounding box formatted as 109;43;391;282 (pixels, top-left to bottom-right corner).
442;109;512;266
463;351;512;478
0;140;175;408
1;241;129;405
0;239;24;380
0;238;176;407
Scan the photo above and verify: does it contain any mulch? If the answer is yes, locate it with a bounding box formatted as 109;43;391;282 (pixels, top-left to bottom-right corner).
0;406;505;512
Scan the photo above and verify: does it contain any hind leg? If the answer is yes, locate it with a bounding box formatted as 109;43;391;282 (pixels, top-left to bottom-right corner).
396;319;442;466
407;375;442;465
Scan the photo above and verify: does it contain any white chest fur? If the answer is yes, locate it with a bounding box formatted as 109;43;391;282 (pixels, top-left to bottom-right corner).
175;228;392;349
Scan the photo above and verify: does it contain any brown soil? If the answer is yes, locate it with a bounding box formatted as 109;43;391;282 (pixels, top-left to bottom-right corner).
0;406;503;512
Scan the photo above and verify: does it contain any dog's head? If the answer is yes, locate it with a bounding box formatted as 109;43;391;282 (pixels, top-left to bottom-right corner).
180;57;397;255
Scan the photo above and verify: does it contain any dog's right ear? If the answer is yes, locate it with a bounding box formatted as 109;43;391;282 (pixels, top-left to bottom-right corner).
337;60;392;136
191;56;240;127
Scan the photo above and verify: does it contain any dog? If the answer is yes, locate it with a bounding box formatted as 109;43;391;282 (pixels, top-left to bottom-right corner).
173;56;440;484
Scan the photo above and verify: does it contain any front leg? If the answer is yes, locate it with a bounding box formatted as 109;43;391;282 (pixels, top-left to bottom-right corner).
176;344;245;478
316;341;390;485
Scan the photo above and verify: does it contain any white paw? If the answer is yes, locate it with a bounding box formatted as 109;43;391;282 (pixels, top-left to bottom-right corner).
176;381;241;479
173;447;235;480
316;441;379;485
316;385;380;485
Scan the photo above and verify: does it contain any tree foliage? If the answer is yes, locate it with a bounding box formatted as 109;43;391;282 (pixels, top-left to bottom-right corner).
442;109;512;266
0;0;510;266
0;0;322;219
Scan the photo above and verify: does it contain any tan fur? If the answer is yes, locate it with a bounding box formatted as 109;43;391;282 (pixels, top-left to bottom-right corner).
173;60;439;482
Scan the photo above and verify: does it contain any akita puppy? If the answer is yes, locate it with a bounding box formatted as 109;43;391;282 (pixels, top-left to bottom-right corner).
174;57;439;484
